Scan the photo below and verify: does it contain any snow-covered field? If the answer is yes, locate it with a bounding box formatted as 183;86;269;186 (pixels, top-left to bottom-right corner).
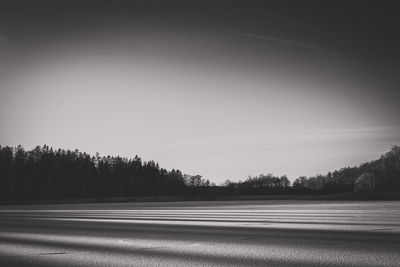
1;200;400;266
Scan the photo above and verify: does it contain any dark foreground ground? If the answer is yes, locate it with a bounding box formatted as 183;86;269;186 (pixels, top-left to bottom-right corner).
1;200;400;266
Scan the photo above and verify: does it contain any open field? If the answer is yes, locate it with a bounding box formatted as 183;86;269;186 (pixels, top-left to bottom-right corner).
1;200;400;266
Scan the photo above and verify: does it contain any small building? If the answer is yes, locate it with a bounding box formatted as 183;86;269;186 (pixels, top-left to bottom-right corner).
354;172;376;192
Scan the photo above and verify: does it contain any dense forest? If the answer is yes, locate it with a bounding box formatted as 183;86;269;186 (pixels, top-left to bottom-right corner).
0;145;399;203
0;145;206;202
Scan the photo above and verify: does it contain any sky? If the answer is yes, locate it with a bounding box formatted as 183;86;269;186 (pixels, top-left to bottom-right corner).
1;1;400;183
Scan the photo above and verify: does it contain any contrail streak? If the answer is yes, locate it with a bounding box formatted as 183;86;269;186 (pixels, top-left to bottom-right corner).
236;31;325;51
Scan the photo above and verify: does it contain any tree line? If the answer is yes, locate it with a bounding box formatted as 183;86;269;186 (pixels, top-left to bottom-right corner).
224;146;400;195
291;145;400;193
225;146;400;195
0;145;399;203
0;145;213;202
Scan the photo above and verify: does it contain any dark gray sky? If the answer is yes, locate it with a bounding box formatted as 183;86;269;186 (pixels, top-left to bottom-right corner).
1;1;399;182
